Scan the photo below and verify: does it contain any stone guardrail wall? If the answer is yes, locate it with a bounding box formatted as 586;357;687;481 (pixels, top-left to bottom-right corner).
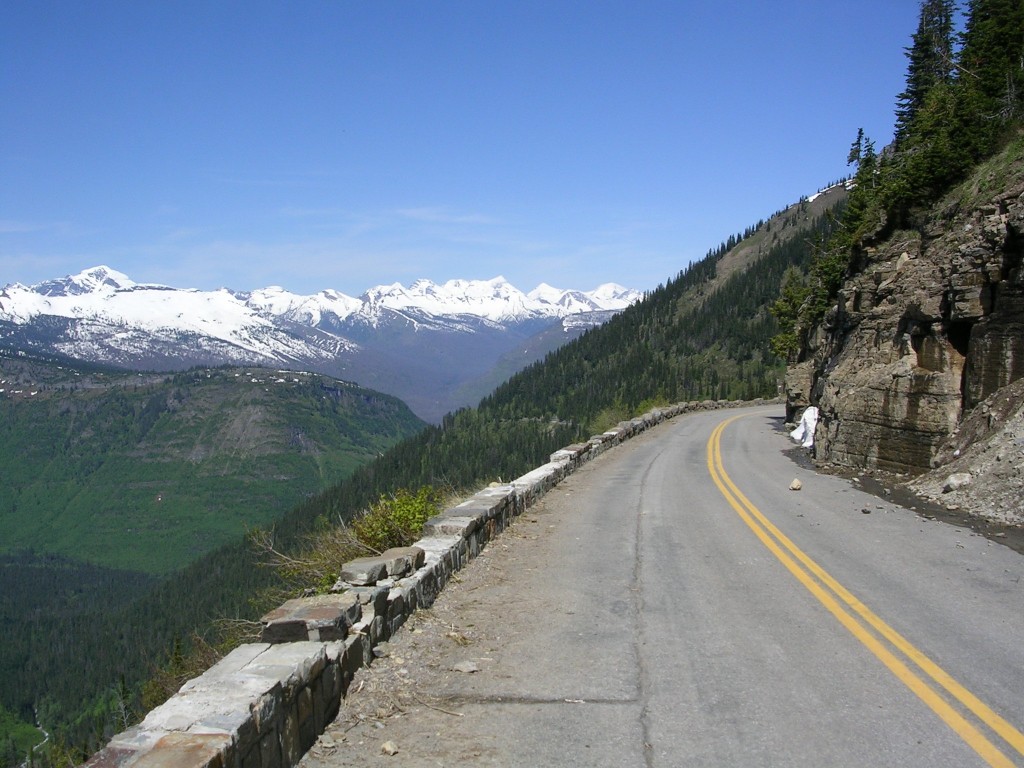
84;399;772;768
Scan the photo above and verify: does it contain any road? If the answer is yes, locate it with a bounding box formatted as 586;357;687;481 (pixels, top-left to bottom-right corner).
301;405;1024;767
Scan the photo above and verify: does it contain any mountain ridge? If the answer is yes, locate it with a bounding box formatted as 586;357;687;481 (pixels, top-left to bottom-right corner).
0;268;641;421
1;266;638;326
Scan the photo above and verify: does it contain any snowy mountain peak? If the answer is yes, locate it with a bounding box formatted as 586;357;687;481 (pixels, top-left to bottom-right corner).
590;282;637;302
2;267;640;326
33;265;137;297
0;266;643;422
527;283;563;302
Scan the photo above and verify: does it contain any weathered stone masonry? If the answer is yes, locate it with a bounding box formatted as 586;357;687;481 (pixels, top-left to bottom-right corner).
83;399;769;768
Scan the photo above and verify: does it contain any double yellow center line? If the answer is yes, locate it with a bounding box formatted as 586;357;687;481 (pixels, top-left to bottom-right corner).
707;414;1024;768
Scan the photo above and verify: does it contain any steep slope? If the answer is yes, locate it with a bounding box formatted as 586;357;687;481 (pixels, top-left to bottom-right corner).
786;135;1024;495
0;354;425;573
481;185;847;426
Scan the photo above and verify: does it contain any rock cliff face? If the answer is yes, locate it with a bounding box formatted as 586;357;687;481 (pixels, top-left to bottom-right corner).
788;139;1024;477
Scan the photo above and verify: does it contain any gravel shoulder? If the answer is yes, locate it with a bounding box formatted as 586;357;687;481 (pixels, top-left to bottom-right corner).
300;488;625;767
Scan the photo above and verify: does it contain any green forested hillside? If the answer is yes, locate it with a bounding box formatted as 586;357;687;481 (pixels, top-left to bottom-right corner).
0;359;424;573
479;191;844;427
0;357;425;763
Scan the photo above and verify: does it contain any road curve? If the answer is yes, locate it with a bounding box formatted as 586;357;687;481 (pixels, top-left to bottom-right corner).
303;405;1024;767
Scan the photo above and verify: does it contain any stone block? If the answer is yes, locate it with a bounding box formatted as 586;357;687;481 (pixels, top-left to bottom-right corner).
280;703;300;768
549;448;577;463
395;580;418;613
322;639;345;666
418;566;440;599
258;729;281;768
139;680;259;735
109;725;168;753
240;743;260;768
379;545;425;577
245;642;327;696
252;692;278;737
259;594;361;643
338;557;388;586
199;644;272;676
511;463;563;503
370;614;385;646
311;674;326;734
334;584;389;615
131;732;233;768
347;619;375;666
297;687;316;751
296;686;313;727
460;495;499;517
421;514;479;538
192;710;258;755
414;535;461;565
386;588;405;624
82;746;139;768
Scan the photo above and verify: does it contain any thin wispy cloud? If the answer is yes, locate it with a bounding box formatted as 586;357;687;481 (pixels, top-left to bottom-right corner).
396;207;498;226
278;205;352;218
0;219;66;235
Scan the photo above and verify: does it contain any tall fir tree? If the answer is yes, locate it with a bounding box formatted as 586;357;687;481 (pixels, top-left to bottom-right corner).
895;0;958;144
959;0;1024;145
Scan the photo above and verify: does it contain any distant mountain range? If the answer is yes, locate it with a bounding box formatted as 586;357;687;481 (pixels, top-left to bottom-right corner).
0;267;641;421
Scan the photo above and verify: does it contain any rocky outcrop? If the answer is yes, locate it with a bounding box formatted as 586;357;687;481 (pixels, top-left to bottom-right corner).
909;377;1024;525
789;140;1024;477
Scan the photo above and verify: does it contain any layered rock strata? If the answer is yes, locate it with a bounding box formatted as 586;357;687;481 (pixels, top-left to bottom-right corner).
788;146;1024;475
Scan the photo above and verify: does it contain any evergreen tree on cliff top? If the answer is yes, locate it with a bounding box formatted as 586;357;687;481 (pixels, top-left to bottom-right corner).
959;0;1024;145
886;0;1024;214
895;0;958;144
771;0;1024;354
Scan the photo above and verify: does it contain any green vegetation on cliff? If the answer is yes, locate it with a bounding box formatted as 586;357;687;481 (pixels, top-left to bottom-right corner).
772;0;1024;357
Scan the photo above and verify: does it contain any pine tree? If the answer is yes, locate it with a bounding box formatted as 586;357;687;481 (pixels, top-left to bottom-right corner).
847;127;866;165
959;0;1024;148
895;0;958;144
960;0;1024;109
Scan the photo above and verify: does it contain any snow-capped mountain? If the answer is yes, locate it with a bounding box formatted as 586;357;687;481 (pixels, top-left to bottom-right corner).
0;266;640;421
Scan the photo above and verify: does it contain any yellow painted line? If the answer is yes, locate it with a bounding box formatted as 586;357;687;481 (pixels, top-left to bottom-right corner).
706;415;1024;768
711;415;1024;757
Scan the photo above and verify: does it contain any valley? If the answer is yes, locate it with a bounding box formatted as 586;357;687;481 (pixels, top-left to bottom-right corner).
0;354;427;759
0;356;425;573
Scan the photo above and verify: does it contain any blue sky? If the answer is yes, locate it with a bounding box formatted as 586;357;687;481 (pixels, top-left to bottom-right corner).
2;1;922;296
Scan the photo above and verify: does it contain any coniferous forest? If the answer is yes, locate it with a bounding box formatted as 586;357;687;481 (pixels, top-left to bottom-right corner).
7;1;1024;765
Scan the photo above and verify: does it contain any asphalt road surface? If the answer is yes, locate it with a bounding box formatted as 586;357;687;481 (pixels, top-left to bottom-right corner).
302;404;1024;767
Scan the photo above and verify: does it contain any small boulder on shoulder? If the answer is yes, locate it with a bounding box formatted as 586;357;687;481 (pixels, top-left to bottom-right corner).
942;472;973;493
